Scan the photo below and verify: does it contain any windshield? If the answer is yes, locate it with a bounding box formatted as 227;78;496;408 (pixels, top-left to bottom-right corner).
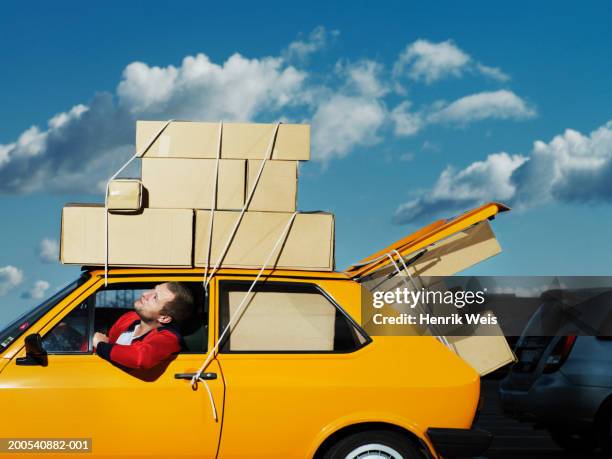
0;274;88;352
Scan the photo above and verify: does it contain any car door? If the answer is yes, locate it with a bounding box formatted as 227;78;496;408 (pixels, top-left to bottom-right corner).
0;275;224;459
213;275;372;458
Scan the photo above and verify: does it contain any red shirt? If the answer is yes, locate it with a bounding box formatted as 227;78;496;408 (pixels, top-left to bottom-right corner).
95;311;182;370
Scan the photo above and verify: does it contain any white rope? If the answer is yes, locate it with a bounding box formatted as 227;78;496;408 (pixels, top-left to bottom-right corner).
201;122;281;292
196;373;218;422
203;121;223;296
385;249;449;347
191;211;298;420
104;119;174;286
347;247;427;270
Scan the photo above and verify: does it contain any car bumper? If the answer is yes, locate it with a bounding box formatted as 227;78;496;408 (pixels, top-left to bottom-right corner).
427;428;492;458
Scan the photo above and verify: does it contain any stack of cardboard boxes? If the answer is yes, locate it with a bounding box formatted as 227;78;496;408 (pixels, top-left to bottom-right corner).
60;121;335;271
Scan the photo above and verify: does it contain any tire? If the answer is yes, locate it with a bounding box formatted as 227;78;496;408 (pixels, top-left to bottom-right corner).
548;427;597;453
323;430;421;459
597;404;612;453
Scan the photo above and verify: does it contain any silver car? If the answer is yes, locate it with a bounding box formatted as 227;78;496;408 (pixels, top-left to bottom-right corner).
499;289;612;453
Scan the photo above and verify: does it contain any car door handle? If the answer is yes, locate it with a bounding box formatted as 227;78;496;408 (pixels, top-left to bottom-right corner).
174;372;217;380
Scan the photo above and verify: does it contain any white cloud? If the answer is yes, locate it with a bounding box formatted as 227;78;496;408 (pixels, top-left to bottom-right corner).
0;266;24;296
394;39;470;84
394;153;527;223
394;120;612;224
390;90;534;136
428;90;536;124
117;63;179;113
514;121;612;207
117;53;307;119
312;95;386;162
22;280;50;300
391;101;423;136
39;238;59;263
0;143;13;167
285;26;337;61
343;60;389;98
393;39;510;84
476;63;510;82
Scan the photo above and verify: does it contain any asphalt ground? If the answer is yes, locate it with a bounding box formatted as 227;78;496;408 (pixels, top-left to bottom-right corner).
474;378;604;459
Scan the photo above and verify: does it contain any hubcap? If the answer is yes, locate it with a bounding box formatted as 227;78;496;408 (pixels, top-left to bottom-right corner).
345;443;403;459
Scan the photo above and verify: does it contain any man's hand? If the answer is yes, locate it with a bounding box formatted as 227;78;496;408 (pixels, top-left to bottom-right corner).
93;332;109;348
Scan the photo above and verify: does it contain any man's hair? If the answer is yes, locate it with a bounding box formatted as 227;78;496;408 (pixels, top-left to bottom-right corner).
160;282;195;325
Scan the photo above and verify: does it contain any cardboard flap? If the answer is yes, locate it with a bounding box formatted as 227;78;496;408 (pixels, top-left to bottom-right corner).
347;202;509;280
359;220;501;288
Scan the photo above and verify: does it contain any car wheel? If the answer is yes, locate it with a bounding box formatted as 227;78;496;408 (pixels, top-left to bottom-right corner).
323;430;421;459
598;404;612;453
548;427;597;453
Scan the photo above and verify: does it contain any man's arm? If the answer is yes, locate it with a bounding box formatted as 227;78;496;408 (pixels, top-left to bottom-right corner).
95;330;181;370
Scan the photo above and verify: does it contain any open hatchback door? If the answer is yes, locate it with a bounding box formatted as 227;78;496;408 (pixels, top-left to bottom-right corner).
347;202;516;376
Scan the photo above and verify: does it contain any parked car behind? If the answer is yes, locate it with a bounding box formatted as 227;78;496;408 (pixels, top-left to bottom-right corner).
500;289;612;453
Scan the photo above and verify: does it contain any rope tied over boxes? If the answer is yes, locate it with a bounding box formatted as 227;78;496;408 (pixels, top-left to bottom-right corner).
201;122;282;293
193;122;288;421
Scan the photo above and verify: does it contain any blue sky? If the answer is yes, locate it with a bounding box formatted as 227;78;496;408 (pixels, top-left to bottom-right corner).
1;1;612;326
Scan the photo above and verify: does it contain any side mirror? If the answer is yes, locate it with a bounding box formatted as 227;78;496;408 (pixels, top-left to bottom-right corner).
16;333;48;366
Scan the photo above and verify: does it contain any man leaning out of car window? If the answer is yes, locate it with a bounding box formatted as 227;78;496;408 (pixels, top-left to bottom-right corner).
93;282;194;370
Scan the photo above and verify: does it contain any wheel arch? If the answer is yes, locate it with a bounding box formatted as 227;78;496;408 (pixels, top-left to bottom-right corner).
312;421;436;459
595;391;612;426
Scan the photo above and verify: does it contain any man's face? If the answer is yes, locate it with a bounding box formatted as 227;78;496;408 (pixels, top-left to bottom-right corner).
134;283;175;324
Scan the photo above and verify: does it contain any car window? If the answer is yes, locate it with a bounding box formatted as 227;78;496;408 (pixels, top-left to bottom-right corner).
42;281;208;354
219;282;368;353
42;302;91;353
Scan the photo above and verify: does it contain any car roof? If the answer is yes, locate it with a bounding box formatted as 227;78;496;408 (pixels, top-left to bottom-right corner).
84;267;352;281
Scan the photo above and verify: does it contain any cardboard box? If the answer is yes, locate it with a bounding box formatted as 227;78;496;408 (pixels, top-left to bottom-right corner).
446;333;516;376
137;121;310;160
106;179;142;212
222;123;310;160
194;211;334;271
60;205;193;267
226;290;335;351
142;158;246;210
246;160;297;212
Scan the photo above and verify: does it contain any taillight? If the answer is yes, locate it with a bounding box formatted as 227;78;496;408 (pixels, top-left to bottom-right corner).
543;335;576;373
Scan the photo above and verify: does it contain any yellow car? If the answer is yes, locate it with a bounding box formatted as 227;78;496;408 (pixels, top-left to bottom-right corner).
0;203;508;459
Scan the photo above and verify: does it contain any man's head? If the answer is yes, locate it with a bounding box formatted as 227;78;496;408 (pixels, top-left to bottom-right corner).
134;282;194;326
